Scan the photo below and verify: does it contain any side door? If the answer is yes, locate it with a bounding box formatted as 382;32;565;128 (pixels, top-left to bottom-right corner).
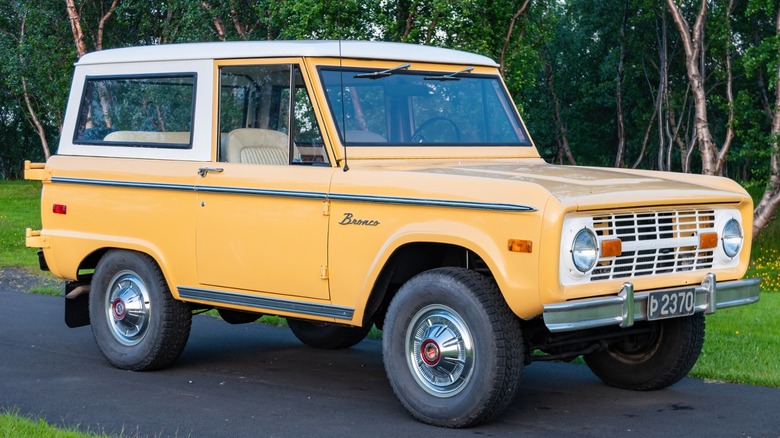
194;60;334;301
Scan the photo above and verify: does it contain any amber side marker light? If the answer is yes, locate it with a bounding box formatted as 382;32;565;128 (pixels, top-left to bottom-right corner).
699;232;718;249
601;239;622;257
508;239;532;253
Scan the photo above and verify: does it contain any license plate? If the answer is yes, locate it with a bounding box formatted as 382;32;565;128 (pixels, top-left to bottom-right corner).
648;288;696;320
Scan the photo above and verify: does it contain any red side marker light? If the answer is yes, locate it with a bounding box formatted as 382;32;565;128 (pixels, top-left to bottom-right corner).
53;204;67;215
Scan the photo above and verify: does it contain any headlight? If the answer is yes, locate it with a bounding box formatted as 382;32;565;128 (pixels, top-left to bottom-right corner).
571;228;598;272
721;218;743;258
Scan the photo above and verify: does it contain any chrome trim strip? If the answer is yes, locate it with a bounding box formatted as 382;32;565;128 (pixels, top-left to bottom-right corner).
543;275;761;333
328;193;536;212
52;177;194;192
178;287;354;320
197;185;326;200
50;177;537;212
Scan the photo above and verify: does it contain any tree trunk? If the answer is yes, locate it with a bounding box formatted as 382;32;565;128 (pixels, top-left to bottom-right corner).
665;0;719;175
613;0;628;168
714;0;736;176
96;0;119;51
65;0;88;57
544;59;576;166
201;1;227;41
499;0;531;76
15;13;50;160
752;7;780;238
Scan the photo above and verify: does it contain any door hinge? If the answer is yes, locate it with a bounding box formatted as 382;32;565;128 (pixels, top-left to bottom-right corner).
322;200;331;216
320;265;329;280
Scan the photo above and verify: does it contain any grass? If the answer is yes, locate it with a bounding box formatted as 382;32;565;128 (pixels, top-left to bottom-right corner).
0;179;778;436
0;410;108;438
0;181;43;269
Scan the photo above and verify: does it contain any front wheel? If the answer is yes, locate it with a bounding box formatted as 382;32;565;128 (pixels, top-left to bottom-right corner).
584;313;705;391
382;268;524;428
89;250;192;371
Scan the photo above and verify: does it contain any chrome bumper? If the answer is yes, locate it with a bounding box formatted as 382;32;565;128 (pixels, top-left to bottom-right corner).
543;274;761;333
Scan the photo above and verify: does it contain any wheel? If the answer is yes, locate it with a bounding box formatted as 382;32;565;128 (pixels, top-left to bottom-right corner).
89;250;192;371
584;313;705;391
382;267;524;428
288;319;370;349
411;117;461;143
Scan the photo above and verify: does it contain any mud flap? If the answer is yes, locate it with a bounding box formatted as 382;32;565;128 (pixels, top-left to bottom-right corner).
65;281;91;328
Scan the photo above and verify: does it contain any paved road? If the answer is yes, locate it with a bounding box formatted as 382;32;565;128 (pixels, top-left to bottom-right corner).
1;290;778;437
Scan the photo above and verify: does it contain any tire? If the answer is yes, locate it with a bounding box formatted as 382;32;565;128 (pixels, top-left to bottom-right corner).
584;313;705;391
89;250;192;371
288;319;370;349
382;267;524;428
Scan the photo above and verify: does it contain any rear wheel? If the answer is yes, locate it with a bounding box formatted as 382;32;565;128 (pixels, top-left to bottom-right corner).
288;319;370;349
584;313;705;390
382;267;524;428
89;250;192;371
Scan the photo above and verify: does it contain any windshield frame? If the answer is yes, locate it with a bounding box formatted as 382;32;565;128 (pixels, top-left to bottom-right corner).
317;66;533;149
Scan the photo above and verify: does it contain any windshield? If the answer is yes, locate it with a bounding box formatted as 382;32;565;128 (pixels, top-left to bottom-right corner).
319;68;531;147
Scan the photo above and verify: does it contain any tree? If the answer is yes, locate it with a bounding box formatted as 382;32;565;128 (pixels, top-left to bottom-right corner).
0;1;73;164
751;3;780;237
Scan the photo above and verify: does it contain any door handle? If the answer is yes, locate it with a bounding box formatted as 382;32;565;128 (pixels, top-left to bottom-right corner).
198;167;224;178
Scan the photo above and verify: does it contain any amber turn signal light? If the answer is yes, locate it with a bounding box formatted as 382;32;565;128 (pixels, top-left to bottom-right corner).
601;239;622;257
699;232;718;249
508;239;532;253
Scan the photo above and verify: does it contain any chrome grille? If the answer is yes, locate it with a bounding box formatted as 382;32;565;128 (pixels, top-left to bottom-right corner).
590;209;716;281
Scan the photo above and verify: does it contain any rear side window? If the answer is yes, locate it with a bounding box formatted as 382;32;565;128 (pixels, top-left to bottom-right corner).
74;74;196;148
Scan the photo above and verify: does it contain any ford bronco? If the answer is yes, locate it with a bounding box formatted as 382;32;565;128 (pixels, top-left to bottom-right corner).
25;41;760;427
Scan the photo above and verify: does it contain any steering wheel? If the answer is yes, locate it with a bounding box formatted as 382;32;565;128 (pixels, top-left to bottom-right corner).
411;117;461;143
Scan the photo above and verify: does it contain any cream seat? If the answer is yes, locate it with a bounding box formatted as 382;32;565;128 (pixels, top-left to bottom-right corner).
225;128;289;165
103;130;190;144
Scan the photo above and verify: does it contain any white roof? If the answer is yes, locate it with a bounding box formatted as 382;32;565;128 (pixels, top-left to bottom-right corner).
76;40;499;67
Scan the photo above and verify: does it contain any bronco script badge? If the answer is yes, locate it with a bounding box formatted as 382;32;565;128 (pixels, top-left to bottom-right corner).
339;212;380;226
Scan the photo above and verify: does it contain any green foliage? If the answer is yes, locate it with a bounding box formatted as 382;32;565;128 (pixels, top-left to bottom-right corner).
0;0;780;231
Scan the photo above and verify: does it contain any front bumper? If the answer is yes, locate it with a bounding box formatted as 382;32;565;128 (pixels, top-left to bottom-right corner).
543;274;761;333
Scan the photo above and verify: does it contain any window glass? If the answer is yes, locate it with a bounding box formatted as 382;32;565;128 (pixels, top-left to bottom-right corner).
320;68;530;146
74;74;195;148
219;64;328;165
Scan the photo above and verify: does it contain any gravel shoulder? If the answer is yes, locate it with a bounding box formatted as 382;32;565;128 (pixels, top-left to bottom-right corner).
0;267;63;295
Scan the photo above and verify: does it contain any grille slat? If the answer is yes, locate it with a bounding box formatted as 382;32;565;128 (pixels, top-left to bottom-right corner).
590;209;716;281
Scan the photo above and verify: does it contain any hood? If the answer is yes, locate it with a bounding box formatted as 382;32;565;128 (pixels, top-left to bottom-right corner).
368;159;749;209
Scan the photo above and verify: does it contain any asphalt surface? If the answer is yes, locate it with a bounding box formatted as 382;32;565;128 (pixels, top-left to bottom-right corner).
1;289;779;437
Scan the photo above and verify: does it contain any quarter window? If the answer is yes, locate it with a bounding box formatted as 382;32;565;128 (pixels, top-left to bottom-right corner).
74;74;196;148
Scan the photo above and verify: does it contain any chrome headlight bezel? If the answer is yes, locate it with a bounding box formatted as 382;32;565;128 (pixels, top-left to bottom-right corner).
721;218;743;259
571;228;599;273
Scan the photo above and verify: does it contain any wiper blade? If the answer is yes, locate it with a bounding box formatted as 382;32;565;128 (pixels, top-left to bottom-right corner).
354;63;411;79
424;66;474;81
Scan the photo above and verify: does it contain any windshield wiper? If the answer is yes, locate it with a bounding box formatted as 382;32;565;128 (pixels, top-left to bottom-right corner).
354;63;411;79
424;66;474;81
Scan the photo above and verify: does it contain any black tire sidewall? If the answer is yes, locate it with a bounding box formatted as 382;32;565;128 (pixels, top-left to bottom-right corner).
89;250;179;370
584;313;705;390
382;269;514;427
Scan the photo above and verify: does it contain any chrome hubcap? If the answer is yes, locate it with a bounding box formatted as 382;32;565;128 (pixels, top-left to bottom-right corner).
105;271;151;346
406;304;474;397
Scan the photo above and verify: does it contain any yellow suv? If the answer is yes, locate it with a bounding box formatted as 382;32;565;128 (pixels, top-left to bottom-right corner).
25;41;760;427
